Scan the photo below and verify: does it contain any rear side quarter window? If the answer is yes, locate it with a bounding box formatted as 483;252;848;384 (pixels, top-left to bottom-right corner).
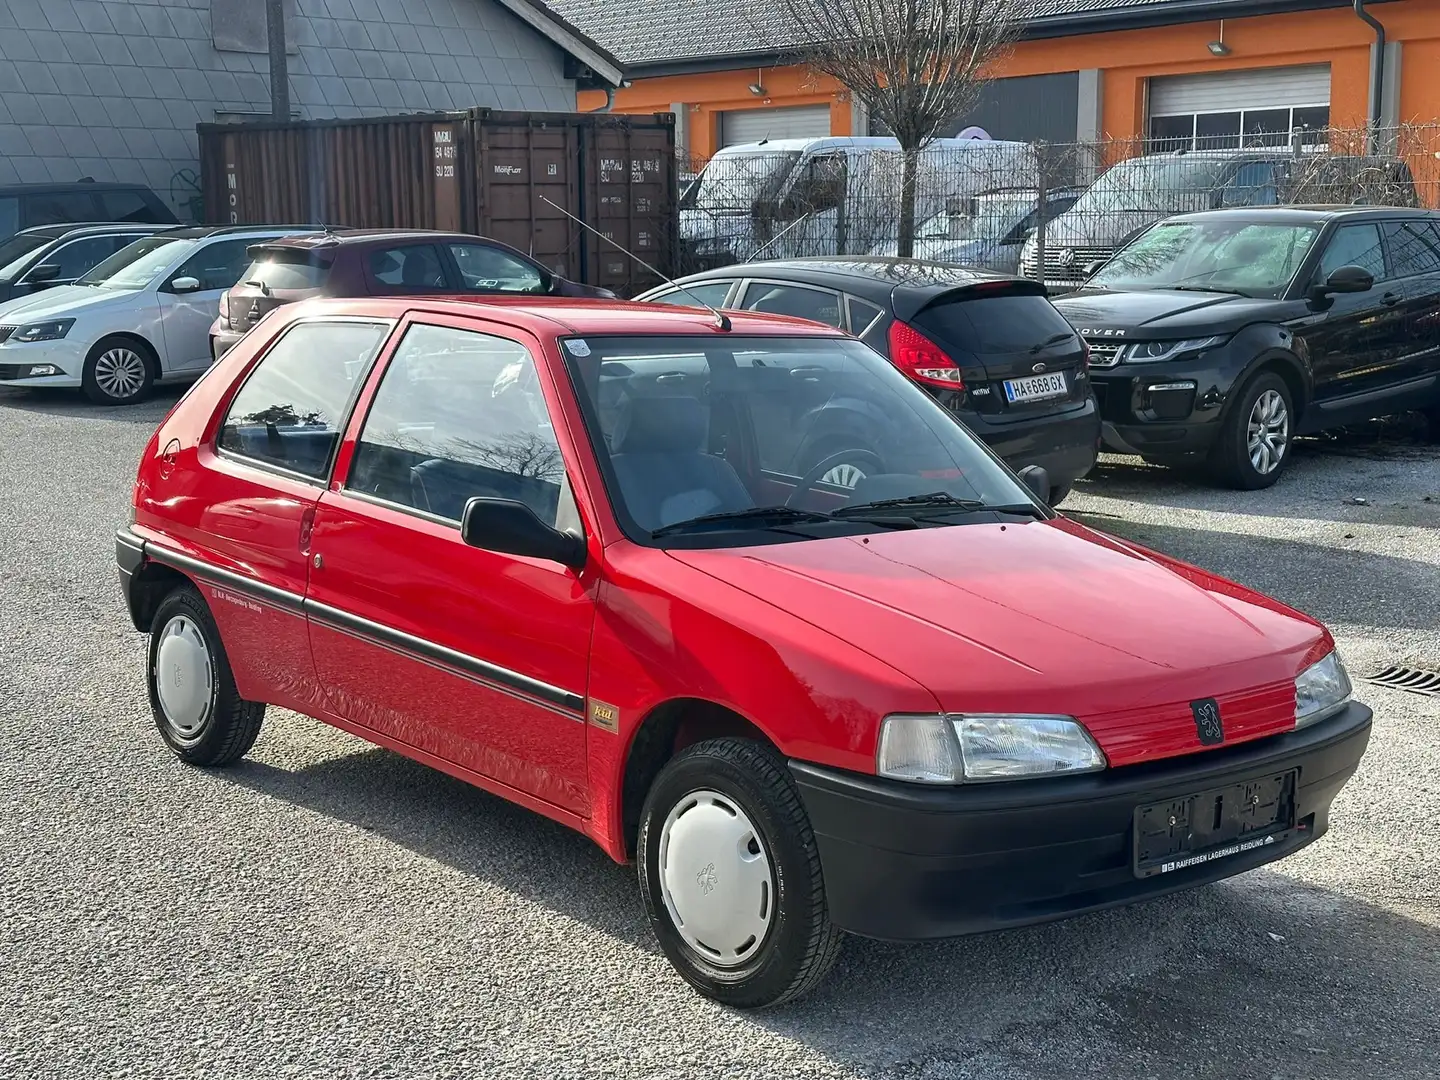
218;320;391;481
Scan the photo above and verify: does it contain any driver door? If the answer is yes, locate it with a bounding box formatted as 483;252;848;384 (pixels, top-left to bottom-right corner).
156;238;258;372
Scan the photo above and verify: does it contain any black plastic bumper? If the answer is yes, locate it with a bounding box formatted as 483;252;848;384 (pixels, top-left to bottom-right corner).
115;527;149;631
956;397;1102;489
791;703;1372;941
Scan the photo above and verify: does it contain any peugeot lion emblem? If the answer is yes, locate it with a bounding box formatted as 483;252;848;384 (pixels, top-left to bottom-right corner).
1191;698;1225;746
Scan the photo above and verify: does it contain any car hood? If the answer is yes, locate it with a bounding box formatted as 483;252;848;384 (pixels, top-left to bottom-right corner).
1053;288;1291;338
0;284;144;321
669;519;1323;766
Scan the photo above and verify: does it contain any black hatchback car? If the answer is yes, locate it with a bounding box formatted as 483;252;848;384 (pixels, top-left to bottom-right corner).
635;258;1101;503
1052;206;1440;489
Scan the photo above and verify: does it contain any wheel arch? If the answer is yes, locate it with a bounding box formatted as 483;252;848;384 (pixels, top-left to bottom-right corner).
619;697;778;859
1226;345;1309;428
126;559;193;632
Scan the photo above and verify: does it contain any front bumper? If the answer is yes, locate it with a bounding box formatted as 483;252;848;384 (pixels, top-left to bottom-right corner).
791;702;1372;941
0;338;87;387
1090;349;1243;458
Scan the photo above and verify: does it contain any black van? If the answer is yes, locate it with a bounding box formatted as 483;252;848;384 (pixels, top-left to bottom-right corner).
0;181;178;242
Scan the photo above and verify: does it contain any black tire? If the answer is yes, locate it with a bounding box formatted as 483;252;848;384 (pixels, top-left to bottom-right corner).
1207;370;1294;490
637;737;842;1008
82;335;157;405
147;585;265;766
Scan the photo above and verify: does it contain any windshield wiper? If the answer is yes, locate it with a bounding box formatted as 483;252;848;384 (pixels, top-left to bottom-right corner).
1166;285;1252;297
834;491;1046;519
650;505;840;537
1030;332;1075;354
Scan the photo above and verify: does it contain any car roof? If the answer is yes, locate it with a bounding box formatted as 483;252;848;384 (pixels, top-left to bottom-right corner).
1164;205;1437;224
0;181;156;195
17;222;170;240
244;230;492;251
670;256;1022;294
277;295;849;337
159;225;337;241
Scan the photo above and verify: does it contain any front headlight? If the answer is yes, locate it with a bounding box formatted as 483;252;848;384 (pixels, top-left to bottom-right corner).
1295;650;1352;729
1120;336;1229;363
11;319;75;343
877;714;1107;784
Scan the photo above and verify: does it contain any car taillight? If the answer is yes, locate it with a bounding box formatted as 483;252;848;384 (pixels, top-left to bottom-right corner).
1079;337;1090;369
218;289;230;324
887;320;964;391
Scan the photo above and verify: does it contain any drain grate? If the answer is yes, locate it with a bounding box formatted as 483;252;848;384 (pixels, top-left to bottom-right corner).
1363;666;1440;697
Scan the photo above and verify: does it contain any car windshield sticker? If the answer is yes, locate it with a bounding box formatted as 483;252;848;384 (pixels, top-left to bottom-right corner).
566;339;591;357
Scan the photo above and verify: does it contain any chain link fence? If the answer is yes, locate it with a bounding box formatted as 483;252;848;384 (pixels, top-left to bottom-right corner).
674;123;1440;289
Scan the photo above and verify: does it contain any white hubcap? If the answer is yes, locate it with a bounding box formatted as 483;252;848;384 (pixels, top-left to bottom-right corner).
658;790;774;967
821;462;868;489
93;348;147;399
154;615;213;738
1247;389;1289;475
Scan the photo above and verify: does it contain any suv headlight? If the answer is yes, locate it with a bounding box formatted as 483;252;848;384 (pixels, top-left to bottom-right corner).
11;319;75;343
1120;336;1229;363
1295;650;1352;729
877;714;1107;784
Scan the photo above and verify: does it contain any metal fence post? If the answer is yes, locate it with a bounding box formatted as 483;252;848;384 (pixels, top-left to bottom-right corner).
1033;141;1049;288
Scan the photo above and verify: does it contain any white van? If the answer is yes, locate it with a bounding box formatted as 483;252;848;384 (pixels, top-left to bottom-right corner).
680;136;1036;264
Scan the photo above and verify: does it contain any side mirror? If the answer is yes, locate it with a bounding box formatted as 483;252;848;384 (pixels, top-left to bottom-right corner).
169;276;201;293
1017;464;1051;505
25;263;62;283
460;497;585;569
1081;259;1107;279
1310;264;1373;303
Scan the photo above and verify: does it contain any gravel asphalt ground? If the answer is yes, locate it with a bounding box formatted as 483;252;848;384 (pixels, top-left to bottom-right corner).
1;385;1436;1080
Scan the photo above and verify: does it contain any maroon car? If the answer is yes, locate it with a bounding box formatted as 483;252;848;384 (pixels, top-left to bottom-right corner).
210;229;613;360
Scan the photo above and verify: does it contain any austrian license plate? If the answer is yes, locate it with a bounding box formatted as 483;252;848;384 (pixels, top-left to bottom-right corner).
1003;371;1068;404
1132;770;1298;879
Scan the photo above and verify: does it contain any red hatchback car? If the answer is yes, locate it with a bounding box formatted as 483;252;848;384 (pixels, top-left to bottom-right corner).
117;296;1371;1007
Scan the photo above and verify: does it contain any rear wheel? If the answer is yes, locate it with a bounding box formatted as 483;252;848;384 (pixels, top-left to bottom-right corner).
82;336;156;405
1208;371;1293;490
637;738;842;1007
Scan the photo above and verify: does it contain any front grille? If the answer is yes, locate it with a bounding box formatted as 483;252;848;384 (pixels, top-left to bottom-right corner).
0;364;27;378
1084;340;1125;368
0;326;15;344
1020;246;1115;286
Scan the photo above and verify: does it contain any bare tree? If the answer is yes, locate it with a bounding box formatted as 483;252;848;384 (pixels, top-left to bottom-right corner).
774;0;1027;256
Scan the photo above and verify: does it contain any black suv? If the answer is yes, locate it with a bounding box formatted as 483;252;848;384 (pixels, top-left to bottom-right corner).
1052;206;1440;488
0;223;173;303
0;182;177;242
636;258;1101;504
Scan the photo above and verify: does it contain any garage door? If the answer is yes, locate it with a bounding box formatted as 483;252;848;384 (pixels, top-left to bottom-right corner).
1148;64;1331;149
719;105;832;148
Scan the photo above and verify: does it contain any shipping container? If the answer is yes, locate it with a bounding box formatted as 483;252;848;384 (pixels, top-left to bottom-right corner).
197;110;678;296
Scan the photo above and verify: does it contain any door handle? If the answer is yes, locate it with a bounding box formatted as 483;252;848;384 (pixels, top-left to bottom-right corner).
1381;292;1401;307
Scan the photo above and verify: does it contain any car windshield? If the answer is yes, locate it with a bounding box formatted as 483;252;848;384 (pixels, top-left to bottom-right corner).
562;334;1037;545
78;236;193;288
1071;157;1231;214
693;152;801;211
0;234;51;282
1087;220;1320;297
920;194;1036;242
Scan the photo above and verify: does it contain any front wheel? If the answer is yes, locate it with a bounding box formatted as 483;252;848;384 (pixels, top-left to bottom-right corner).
637;738;842;1007
1208;370;1294;490
82;335;156;405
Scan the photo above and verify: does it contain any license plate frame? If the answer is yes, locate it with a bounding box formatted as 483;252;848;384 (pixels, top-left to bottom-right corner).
1132;769;1299;879
1003;371;1069;404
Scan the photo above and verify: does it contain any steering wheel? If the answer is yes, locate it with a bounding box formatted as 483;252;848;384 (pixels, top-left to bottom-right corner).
785;449;883;507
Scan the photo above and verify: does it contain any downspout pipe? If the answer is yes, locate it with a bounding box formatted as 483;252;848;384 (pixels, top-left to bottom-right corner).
592;87;616;113
1353;0;1385;150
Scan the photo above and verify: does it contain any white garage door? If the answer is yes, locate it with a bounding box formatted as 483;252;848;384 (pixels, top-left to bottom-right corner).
719;105;832;148
1150;65;1331;115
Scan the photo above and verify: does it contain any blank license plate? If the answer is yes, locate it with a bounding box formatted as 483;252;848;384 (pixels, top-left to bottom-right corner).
1003;372;1068;403
1132;770;1298;879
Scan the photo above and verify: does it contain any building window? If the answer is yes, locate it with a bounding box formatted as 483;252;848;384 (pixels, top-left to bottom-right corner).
1148;105;1330;152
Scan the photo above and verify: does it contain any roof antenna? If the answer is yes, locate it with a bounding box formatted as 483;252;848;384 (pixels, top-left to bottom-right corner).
539;195;731;331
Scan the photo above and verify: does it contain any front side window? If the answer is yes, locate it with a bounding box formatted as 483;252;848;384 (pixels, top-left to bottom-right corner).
1088;220;1320;298
39;236;136;282
80;236;194;289
218;321;390;480
348;324;570;527
368;244;447;290
561;334;1034;543
738;282;844;328
447;243;546;293
0;233;52;282
1317;223;1386;282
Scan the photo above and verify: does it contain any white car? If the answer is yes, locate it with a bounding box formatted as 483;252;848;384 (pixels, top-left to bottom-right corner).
0;226;323;404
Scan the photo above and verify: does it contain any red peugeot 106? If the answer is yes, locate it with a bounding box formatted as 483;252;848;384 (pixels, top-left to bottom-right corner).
117;296;1371;1007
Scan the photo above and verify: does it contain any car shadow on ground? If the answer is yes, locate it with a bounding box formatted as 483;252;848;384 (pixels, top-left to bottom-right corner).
226;739;1439;1078
1065;512;1440;636
0;385;185;423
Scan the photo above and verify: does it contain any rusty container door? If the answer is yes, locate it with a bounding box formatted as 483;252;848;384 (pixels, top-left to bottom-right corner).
579;114;678;296
470;112;581;282
198;114;470;230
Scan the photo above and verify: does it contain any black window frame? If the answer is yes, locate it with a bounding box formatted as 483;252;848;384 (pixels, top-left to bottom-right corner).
214;316;396;486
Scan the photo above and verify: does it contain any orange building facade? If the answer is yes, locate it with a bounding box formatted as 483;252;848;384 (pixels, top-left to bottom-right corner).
579;0;1440;161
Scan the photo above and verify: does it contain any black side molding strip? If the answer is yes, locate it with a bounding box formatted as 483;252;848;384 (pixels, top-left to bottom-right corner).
1315;373;1435;412
304;598;585;716
135;533;584;718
